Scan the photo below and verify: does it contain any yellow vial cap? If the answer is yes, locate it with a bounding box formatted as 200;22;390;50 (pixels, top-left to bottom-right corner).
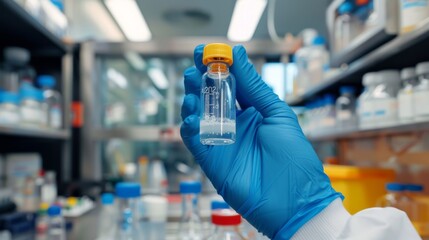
203;43;233;66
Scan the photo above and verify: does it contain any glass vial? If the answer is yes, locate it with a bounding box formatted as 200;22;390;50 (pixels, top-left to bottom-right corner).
200;43;236;145
207;209;244;240
179;181;203;240
115;183;142;240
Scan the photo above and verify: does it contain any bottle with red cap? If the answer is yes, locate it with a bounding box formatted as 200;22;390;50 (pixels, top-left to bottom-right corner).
207;209;244;240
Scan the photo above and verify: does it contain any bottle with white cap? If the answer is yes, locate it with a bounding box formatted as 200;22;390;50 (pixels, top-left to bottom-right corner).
414;62;429;121
207;209;244;240
336;86;357;129
179;181;203;240
398;68;418;123
358;72;379;129
115;183;142;240
371;70;401;127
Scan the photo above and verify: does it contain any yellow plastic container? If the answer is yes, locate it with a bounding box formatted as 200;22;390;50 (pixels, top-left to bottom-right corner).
324;165;396;214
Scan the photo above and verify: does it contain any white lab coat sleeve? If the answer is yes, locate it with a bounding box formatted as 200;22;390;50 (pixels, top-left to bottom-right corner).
291;198;421;240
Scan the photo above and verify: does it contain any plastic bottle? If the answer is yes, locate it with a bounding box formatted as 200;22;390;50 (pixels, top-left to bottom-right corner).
404;184;425;223
0;92;20;125
336;86;357;128
97;193;117;240
115;183;142;240
377;183;404;207
179;181;203;240
335;2;357;51
140;195;168;240
37;75;62;129
321;94;336;128
358;72;379;128
200;43;236;145
372;70;401;127
414;62;429;121
295;29;318;95
42;171;57;205
147;158;168;195
365;0;378;32
47;205;66;240
398;68;418;123
400;0;429;34
19;85;43;127
207;209;244;240
307;36;329;85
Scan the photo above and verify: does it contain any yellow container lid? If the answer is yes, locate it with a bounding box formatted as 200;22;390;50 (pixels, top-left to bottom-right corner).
203;43;233;66
324;165;396;180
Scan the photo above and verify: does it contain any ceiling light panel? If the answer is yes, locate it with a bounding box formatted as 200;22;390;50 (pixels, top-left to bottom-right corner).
227;0;267;42
105;0;152;41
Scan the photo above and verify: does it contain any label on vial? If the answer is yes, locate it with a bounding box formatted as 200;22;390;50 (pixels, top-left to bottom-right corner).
372;98;398;125
0;112;20;125
401;0;429;32
359;102;373;125
20;107;42;125
414;91;429;116
50;107;62;129
337;110;352;121
398;92;414;120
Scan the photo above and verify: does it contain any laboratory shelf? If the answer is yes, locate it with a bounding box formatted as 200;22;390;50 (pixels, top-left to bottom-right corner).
0;0;69;56
306;120;429;141
287;21;429;106
92;126;182;142
0;125;70;139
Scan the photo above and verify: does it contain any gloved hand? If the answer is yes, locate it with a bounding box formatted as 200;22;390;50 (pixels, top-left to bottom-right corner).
181;45;342;239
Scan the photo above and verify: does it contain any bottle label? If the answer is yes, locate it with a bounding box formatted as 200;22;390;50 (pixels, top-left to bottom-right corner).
398;92;414;119
414;91;429;116
372;98;398;124
401;0;429;32
359;102;373;124
50;106;62;129
338;110;352;121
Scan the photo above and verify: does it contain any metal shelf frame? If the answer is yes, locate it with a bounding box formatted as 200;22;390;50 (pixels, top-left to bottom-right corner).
0;125;70;139
306;121;429;141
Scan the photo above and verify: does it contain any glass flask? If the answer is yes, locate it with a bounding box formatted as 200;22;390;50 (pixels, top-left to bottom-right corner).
179;181;203;240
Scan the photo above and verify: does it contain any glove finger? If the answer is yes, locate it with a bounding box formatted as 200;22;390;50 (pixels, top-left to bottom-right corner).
184;66;203;96
180;115;208;160
231;45;295;119
193;44;207;73
181;94;200;121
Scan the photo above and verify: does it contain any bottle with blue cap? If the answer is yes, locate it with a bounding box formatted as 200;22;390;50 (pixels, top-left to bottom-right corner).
295;29;318;95
19;84;44;127
404;184;425;223
0;91;20;125
47;205;65;240
377;183;412;215
307;36;329;84
336;86;357;128
37;75;62;129
97;193;117;240
179;181;203;240
115;183;142;240
335;1;359;51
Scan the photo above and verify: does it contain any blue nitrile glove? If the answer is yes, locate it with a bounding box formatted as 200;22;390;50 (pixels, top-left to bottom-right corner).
181;45;342;239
